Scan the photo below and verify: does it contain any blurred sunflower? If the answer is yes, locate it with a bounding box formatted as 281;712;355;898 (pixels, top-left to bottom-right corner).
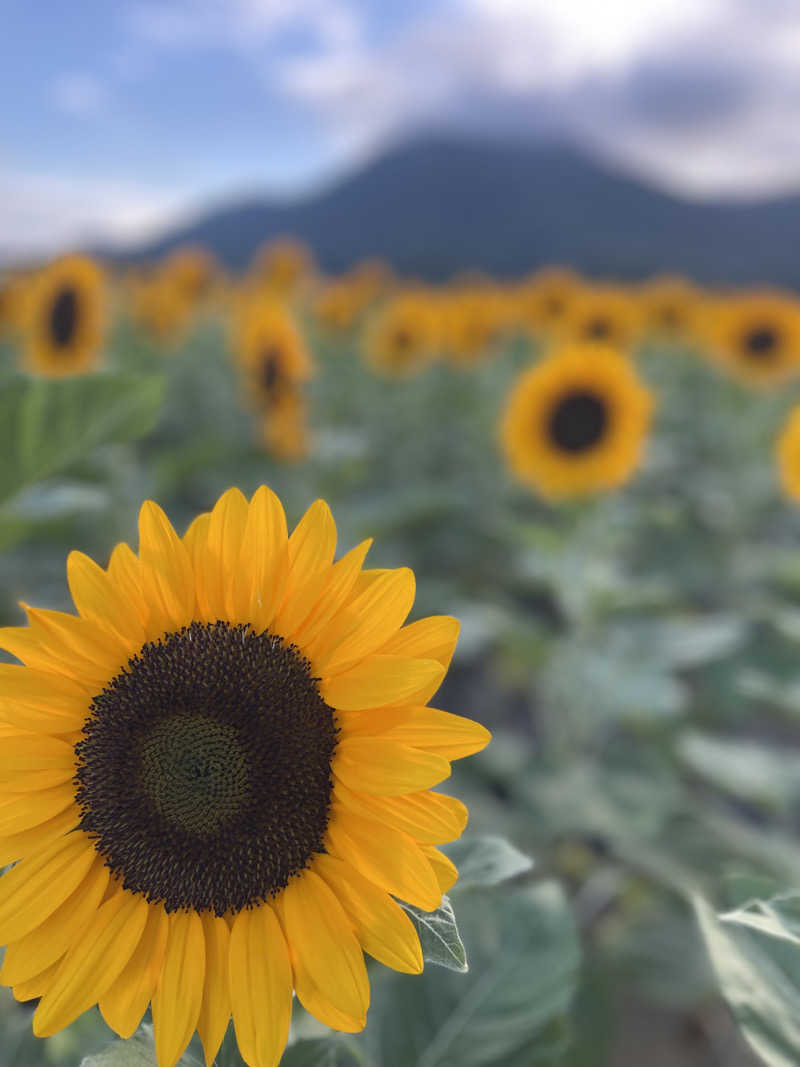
0;487;489;1066
0;273;28;338
776;406;800;500
128;274;194;347
23;255;106;377
257;392;311;461
559;284;640;351
365;291;438;376
313;280;365;333
501;345;653;497
518;267;580;334
441;288;506;365
705;291;800;386
162;246;217;306
251;238;314;295
638;276;701;342
234;300;312;409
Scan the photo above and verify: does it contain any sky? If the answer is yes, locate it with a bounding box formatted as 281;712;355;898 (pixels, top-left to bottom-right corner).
3;0;800;257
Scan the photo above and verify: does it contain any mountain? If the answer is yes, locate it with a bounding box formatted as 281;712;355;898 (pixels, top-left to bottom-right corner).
121;135;800;286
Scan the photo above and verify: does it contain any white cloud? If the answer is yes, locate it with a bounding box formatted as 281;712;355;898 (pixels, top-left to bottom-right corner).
50;73;109;119
0;172;190;263
276;0;800;198
129;0;359;52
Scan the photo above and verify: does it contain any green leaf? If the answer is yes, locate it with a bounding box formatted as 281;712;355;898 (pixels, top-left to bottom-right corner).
280;1038;363;1065
695;893;800;1067
676;731;800;812
446;835;534;891
400;895;468;972
0;373;164;505
80;1030;158;1067
380;882;580;1067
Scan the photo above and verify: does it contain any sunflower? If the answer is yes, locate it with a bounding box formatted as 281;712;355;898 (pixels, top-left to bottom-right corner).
365;292;438;377
128;275;194;347
0;488;489;1066
637;275;701;342
257;392;311;461
233;300;312;410
501;345;653;497
558;284;641;351
23;255;106;377
440;288;507;365
517;267;580;335
776;406;800;501
162;246;217;306
704;290;800;386
251;238;314;296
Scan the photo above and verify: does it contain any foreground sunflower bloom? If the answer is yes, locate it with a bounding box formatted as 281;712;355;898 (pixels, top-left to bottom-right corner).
501;345;653;498
0;488;489;1067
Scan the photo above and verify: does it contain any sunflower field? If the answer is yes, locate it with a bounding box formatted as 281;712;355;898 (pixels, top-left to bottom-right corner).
3;245;800;1066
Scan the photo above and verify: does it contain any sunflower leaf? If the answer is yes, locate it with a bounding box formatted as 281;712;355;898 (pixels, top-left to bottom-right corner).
400;895;468;972
445;834;534;891
380;882;580;1067
0;373;164;506
695;892;800;1066
80;1030;158;1066
280;1037;363;1065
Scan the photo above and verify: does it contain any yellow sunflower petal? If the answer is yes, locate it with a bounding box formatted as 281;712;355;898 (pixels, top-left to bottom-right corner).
338;706;490;764
33;887;149;1036
0;807;78;866
232;485;289;630
280;870;369;1025
67;550;145;648
380;615;460;667
0;663;88;733
138;501;195;635
421;845;459;893
183;512;210;564
151;910;206;1067
0;734;75;774
322;655;445;712
314;568;416;676
106;542;147;627
333;781;468;844
99;904;169;1039
333;737;450;795
229;904;293;1067
293;539;372;648
0;609;121;688
314;853;423;974
196;487;249;622
0;785;75;837
274;500;337;636
326;808;441;911
0;855;108;986
197;914;231;1067
13;958;62;1003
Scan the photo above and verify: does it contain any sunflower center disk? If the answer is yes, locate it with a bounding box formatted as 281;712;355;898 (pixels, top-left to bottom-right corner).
744;325;778;359
260;347;283;393
75;620;338;915
50;286;79;348
548;390;609;453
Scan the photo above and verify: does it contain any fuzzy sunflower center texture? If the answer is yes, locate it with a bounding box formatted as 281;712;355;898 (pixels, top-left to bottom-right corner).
260;346;284;393
548;389;608;453
49;285;79;348
743;324;779;359
584;316;611;341
75;619;337;916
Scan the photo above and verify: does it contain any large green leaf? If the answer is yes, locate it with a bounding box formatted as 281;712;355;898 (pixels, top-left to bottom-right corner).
695;893;800;1067
280;1038;363;1066
0;373;163;505
377;881;580;1067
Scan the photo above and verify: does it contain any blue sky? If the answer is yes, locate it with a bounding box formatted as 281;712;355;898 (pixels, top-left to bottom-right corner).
3;0;800;257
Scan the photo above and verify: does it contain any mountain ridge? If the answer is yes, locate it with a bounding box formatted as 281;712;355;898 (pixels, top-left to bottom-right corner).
117;134;800;287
